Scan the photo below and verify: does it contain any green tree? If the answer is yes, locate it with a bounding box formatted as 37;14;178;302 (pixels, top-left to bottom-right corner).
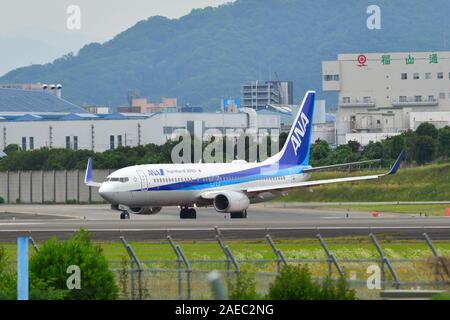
347;140;361;154
416;122;438;139
384;134;405;160
413;136;436;165
3;144;20;154
310;139;330;165
437;126;450;157
331;145;357;164
30;229;118;300
362;141;385;161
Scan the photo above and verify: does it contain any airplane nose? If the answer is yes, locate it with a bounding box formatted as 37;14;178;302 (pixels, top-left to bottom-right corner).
99;184;115;203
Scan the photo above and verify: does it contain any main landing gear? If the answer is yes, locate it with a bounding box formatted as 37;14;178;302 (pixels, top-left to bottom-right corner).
180;207;197;219
230;210;248;219
120;211;130;220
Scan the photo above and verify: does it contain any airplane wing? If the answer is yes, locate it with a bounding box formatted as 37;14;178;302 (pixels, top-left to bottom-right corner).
84;158;102;188
302;158;381;173
245;151;404;194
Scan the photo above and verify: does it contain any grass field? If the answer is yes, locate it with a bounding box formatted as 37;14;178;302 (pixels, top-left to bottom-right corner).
326;203;450;216
2;238;449;298
278;162;450;202
2;238;450;262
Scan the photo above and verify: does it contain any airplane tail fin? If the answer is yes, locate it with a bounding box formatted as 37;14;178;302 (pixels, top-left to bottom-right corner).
267;91;315;167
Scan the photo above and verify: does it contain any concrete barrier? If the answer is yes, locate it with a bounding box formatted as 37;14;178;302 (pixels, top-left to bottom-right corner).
0;169;112;204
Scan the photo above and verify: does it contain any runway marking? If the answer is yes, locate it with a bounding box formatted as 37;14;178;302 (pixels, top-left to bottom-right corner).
1;226;450;232
0;223;44;226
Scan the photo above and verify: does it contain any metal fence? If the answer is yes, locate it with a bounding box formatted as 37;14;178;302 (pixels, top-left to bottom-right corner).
89;228;450;300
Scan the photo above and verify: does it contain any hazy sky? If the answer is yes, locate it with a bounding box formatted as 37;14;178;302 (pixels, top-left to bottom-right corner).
0;0;233;75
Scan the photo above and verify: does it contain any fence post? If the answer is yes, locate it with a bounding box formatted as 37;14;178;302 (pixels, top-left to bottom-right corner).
423;233;439;257
215;227;231;292
28;234;39;253
317;234;344;277
176;245;192;300
265;234;288;273
167;235;191;300
167;235;183;300
423;233;450;282
120;236;143;300
215;227;239;294
208;270;227;300
17;236;29;300
369;233;400;289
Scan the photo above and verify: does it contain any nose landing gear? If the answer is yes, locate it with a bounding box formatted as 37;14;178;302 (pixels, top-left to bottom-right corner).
180;207;197;219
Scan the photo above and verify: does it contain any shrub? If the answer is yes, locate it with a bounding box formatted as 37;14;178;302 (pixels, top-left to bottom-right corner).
0;247;16;300
267;265;355;300
30;229;118;300
229;268;261;300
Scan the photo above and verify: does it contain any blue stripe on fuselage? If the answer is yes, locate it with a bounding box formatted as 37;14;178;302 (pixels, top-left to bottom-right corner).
130;163;311;192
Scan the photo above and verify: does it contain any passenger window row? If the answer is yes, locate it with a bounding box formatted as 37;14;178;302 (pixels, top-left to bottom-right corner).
154;176;286;183
104;177;129;183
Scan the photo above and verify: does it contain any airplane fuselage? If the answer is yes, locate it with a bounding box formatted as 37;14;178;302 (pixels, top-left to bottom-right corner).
99;162;312;207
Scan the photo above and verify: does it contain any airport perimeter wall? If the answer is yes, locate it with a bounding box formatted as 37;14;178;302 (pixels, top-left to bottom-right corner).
0;169;112;204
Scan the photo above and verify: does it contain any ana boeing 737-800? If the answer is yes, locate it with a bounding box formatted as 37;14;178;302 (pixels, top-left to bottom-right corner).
84;91;404;220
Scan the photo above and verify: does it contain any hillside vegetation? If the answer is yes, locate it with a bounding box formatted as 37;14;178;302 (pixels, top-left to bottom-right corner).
1;0;450;108
282;162;450;202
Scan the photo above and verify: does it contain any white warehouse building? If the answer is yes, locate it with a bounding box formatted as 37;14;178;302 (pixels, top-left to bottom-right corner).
0;87;280;152
323;51;450;145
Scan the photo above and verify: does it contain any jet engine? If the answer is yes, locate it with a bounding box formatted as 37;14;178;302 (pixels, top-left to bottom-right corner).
213;191;250;213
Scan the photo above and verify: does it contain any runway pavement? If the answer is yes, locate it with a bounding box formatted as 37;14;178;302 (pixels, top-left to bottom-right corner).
0;204;449;241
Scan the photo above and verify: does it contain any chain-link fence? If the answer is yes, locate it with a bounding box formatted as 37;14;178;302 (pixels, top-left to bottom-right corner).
109;231;450;300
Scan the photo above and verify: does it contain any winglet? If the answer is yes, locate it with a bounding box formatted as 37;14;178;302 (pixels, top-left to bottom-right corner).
84;158;94;185
387;150;404;175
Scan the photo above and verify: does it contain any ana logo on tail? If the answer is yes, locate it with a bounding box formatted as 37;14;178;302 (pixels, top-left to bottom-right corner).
290;112;310;156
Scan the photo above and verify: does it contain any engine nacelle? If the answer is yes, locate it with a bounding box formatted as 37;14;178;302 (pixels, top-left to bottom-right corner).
213;191;250;213
127;207;162;215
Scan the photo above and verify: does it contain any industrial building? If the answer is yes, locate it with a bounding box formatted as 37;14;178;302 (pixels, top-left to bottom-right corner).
241;80;293;110
0;87;280;153
323;51;450;144
118;97;178;113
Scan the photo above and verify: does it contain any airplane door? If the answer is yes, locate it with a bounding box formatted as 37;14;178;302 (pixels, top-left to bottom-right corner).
136;170;148;191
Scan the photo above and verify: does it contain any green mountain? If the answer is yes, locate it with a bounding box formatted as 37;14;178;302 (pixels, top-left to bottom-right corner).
1;0;449;110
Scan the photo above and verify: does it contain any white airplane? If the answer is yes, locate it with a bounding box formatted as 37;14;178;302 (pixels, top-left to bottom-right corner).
85;91;404;220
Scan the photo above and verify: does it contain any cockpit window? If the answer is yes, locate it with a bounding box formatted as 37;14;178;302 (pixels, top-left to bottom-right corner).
106;177;129;183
